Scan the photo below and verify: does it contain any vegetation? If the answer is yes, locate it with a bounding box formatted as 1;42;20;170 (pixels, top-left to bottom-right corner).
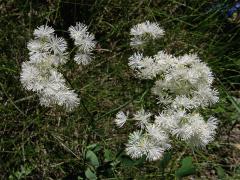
1;0;239;179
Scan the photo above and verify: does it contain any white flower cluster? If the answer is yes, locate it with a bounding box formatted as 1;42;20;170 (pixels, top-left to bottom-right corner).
68;22;96;65
130;52;219;110
130;21;164;47
115;109;171;161
20;23;96;111
155;111;218;147
114;22;219;161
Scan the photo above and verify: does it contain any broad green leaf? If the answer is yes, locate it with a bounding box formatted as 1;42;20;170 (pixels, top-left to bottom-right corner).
85;168;97;180
175;156;196;178
216;166;226;179
86;150;100;167
104;149;114;162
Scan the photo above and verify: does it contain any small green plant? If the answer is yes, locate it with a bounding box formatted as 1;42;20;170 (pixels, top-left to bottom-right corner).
9;165;33;180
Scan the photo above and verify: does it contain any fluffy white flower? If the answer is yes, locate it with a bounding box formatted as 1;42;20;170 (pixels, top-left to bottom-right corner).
125;130;168;161
136;56;159;79
172;113;218;147
40;88;79;111
155;111;179;131
146;124;168;142
171;95;199;110
130;21;164;47
177;53;201;65
20;62;44;91
68;22;88;40
207;117;219;132
68;22;96;65
193;86;219;107
74;53;93;65
155;110;219;148
148;52;219;110
68;23;96;51
154;51;178;72
39;70;80;111
130;21;164;37
47;36;67;54
133;109;152;129
163;54;213;91
128;52;143;69
28;26;68;67
126;130;144;159
75;33;95;52
33;25;54;38
130;36;144;47
20;25;80;111
146;143;165;161
51;54;68;66
129;51;176;79
114;111;128;127
27;39;49;54
126;131;151;159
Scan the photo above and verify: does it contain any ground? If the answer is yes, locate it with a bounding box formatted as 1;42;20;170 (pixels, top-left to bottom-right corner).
0;0;240;179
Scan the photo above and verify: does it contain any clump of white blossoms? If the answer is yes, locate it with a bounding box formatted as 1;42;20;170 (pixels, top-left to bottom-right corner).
20;23;96;111
130;52;219;110
69;22;96;65
114;21;219;161
130;21;164;47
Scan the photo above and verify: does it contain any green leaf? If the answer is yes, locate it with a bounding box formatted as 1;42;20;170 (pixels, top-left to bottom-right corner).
104;149;114;162
119;155;136;167
216;166;226;179
119;155;145;167
159;152;172;171
87;144;98;150
85;168;97;180
134;156;146;165
86;150;100;167
93;145;102;152
175;156;196;178
87;144;101;152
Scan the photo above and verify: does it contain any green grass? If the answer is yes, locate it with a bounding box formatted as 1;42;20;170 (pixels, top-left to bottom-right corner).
1;0;240;179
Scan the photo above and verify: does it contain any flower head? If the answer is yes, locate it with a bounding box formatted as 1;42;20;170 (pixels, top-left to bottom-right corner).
68;22;96;65
130;21;164;47
68;22;88;40
128;52;143;69
125;130;169;161
114;111;128;128
172;113;218;147
74;53;93;65
47;36;67;55
130;21;164;38
133;109;152;129
20;24;81;111
33;25;54;38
